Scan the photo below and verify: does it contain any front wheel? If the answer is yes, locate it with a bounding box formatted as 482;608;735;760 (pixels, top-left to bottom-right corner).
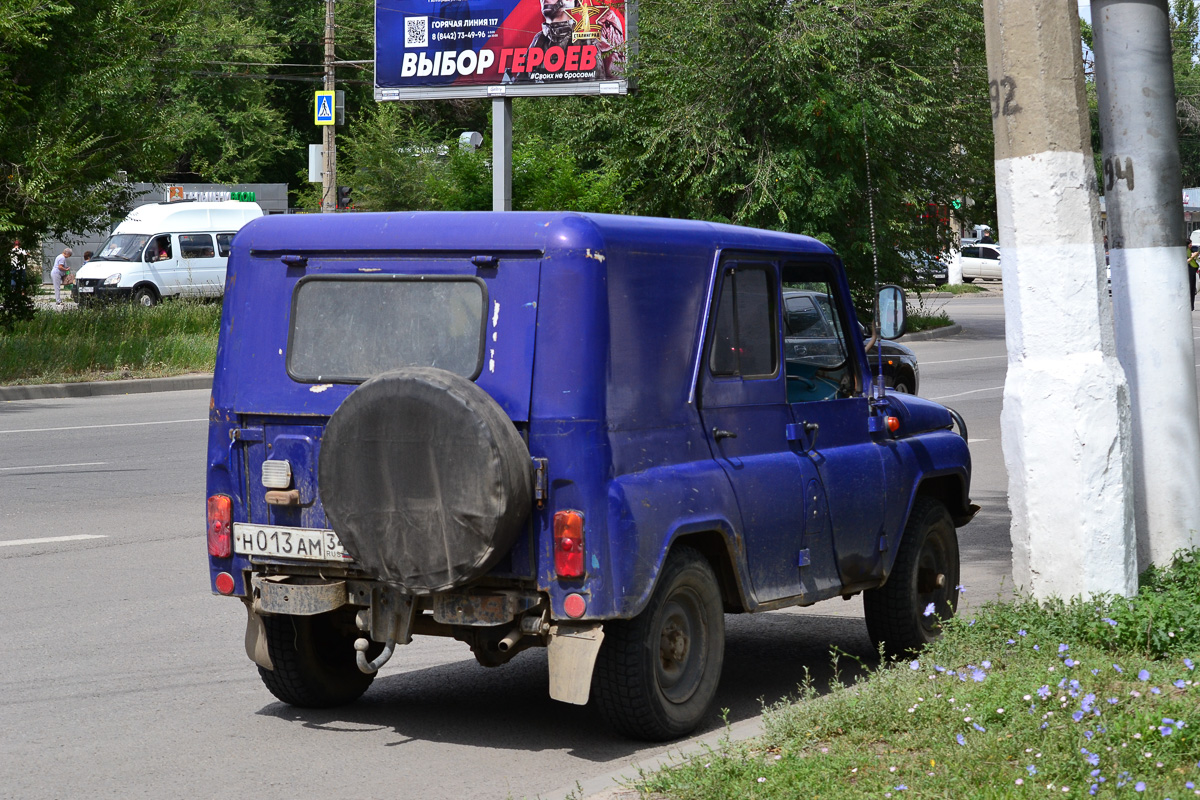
962;276;975;284
592;546;725;741
257;609;378;707
863;497;960;659
132;286;159;307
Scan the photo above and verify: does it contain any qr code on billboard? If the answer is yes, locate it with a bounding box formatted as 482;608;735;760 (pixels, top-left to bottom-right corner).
405;16;428;48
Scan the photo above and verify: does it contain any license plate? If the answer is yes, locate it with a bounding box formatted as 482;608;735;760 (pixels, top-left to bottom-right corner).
78;286;94;293
232;523;352;562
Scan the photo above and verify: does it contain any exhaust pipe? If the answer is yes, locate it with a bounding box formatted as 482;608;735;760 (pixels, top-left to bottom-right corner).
497;626;523;653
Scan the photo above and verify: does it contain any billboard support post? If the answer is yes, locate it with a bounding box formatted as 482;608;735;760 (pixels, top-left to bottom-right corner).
493;97;513;212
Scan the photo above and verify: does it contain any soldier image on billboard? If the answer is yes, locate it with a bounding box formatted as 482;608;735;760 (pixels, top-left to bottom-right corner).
509;0;626;83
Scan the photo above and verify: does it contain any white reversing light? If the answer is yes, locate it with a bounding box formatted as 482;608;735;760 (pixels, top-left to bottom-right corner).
261;460;292;489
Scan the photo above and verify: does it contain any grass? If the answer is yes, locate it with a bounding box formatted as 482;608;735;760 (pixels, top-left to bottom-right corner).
637;551;1200;800
0;300;220;384
935;283;985;295
906;308;954;333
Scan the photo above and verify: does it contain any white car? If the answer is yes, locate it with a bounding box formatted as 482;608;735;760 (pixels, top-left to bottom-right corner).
960;243;1000;282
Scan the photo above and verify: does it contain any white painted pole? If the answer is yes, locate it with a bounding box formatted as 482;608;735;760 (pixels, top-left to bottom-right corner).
983;0;1137;599
1092;0;1200;566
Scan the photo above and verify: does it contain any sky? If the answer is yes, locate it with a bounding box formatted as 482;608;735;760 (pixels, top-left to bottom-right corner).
1079;1;1091;24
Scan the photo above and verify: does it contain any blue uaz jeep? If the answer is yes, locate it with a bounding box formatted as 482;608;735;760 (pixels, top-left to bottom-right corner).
205;212;975;741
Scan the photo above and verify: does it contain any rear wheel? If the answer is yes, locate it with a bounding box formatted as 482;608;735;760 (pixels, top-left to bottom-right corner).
592;547;725;741
257;609;379;707
962;276;975;284
864;497;960;659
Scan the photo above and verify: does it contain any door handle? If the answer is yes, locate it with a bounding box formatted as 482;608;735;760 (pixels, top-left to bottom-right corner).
713;428;738;441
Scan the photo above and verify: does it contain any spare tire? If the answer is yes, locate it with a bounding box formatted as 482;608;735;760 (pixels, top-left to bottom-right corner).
319;367;532;594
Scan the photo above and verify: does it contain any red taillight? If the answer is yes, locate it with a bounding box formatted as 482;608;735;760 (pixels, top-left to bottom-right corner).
207;495;232;557
553;510;585;578
886;416;901;433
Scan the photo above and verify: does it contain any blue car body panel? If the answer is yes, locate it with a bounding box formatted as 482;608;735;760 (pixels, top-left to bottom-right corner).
207;211;973;620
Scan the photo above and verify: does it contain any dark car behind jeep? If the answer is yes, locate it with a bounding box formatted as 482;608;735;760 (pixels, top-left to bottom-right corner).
206;212;975;740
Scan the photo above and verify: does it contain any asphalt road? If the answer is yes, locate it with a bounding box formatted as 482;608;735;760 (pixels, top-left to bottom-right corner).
0;292;1010;800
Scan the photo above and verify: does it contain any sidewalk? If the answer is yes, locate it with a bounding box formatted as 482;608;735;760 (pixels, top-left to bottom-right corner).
0;374;212;402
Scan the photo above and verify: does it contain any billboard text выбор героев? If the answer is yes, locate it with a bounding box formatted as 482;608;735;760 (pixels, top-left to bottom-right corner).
375;0;631;99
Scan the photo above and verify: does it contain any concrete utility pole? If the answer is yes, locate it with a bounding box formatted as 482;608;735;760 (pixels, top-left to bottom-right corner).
322;0;337;213
1092;0;1200;566
983;0;1137;599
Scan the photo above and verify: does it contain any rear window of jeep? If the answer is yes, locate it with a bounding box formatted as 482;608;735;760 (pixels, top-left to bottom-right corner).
287;275;487;383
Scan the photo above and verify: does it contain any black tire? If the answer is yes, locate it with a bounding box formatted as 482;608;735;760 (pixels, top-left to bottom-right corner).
592;547;725;741
257;610;378;708
132;286;159;307
886;373;914;395
962;276;975;284
864;497;960;659
320;367;532;594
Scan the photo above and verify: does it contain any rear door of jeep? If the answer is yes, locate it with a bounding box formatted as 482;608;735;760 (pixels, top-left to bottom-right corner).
223;250;542;578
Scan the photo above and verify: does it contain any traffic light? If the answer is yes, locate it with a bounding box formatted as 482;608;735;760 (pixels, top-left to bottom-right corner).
337;186;352;209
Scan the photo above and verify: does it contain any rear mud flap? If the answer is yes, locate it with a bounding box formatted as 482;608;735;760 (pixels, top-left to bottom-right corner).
244;602;273;670
547;623;604;705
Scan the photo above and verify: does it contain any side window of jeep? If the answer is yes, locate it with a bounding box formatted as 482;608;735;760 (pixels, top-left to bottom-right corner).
709;265;777;379
782;267;858;401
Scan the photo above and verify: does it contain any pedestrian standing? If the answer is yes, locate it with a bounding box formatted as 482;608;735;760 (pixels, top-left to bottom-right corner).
51;247;72;309
1188;244;1199;311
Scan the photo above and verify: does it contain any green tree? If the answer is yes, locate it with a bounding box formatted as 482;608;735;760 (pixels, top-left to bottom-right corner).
1171;0;1200;186
561;0;993;287
1;0;192;325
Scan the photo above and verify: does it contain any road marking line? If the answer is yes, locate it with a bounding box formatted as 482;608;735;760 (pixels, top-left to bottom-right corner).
0;418;206;435
930;385;1005;401
920;355;1008;365
0;461;107;471
0;534;107;548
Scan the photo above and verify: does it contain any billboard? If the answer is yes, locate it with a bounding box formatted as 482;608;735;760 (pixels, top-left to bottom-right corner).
375;0;633;100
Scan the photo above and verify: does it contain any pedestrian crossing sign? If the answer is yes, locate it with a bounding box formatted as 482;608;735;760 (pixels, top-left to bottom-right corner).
314;91;335;126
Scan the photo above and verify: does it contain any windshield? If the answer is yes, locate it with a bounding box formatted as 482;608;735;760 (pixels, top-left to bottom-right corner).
96;234;149;262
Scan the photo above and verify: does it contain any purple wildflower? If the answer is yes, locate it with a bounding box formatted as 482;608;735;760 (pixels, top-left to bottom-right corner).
956;733;966;746
1185;658;1194;670
923;602;935;617
1038;685;1051;699
1027;765;1038;775
1081;694;1096;712
972;669;986;682
1033;644;1040;651
1102;617;1117;627
1059;643;1070;653
972;722;986;732
1175;679;1186;689
982;660;992;669
1113;664;1124;674
1151;687;1161;695
1160;726;1174;736
909;660;920;670
1138;669;1150;681
1018;629;1027;637
1073;711;1085;723
1065;658;1077;667
1135;781;1145;792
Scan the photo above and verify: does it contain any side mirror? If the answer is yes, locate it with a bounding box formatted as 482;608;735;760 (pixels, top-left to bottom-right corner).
877;285;907;340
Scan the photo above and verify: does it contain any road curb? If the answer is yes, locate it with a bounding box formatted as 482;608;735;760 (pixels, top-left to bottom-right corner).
547;716;766;800
0;373;213;401
901;323;962;342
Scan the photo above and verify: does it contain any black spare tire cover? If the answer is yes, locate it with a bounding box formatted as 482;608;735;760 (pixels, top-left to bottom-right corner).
319;367;532;594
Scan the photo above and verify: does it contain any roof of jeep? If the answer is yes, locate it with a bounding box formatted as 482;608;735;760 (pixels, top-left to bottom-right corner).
232;211;837;258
